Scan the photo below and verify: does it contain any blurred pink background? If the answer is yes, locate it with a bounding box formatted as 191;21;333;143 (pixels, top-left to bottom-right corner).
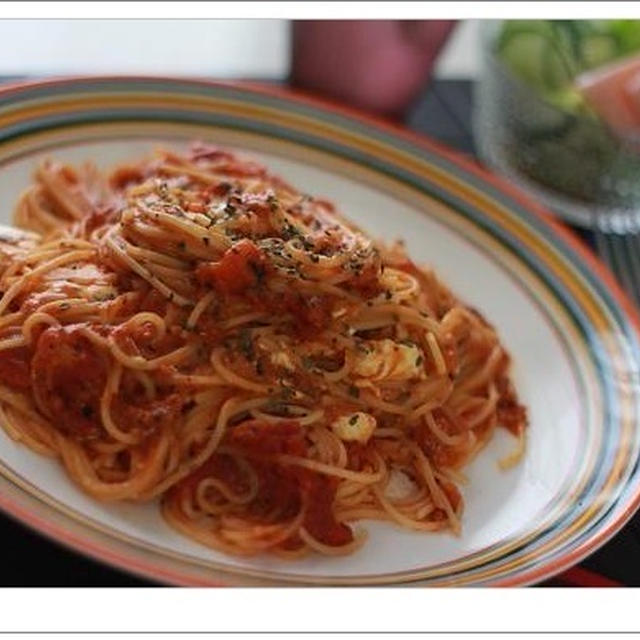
291;21;456;118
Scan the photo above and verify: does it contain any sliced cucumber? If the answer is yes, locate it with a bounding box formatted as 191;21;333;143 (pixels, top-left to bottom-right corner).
608;20;640;56
580;34;619;68
498;27;574;92
541;43;574;89
546;87;590;114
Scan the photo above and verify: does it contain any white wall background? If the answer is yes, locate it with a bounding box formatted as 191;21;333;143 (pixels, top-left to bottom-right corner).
0;19;480;79
436;19;481;79
0;20;291;77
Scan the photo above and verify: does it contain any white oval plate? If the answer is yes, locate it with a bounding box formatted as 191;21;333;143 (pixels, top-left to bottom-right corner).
0;78;637;586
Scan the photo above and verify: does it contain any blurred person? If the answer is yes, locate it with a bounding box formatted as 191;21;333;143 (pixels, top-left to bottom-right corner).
291;20;456;118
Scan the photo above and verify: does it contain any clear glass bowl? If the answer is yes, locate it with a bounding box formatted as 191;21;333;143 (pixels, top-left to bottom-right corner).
474;21;640;229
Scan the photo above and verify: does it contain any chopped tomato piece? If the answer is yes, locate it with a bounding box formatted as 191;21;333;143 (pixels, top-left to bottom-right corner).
0;346;31;391
60;166;79;185
301;473;353;547
31;325;108;440
228;420;306;457
348;259;382;297
109;166;146;191
196;239;266;295
77;206;118;235
112;391;182;437
496;375;528;435
257;291;334;335
188;144;236;163
211;182;233;197
295;294;333;330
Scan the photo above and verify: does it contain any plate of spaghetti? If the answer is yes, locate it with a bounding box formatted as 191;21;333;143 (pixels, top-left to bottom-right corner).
0;78;638;587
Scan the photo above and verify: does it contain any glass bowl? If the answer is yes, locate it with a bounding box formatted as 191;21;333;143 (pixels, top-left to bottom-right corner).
474;21;640;229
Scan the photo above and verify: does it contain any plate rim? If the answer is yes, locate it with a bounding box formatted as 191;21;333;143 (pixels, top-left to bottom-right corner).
0;75;638;587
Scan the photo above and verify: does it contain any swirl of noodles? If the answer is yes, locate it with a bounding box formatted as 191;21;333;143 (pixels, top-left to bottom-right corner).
0;143;527;557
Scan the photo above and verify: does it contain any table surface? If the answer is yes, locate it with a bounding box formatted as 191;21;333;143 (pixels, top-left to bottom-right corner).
2;79;639;587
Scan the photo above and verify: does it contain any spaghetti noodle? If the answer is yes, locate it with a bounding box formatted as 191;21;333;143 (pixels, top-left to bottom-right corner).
0;144;527;557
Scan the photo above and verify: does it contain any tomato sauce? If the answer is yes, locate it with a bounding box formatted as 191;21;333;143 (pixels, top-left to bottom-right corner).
301;472;353;547
255;290;335;337
247;461;301;520
228;420;306;457
112;375;182;437
229;420;353;545
138;288;171;315
31;325;108;440
347;259;383;298
0;346;31;391
112;317;183;361
496;375;527;435
175;419;354;547
176;452;251;498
